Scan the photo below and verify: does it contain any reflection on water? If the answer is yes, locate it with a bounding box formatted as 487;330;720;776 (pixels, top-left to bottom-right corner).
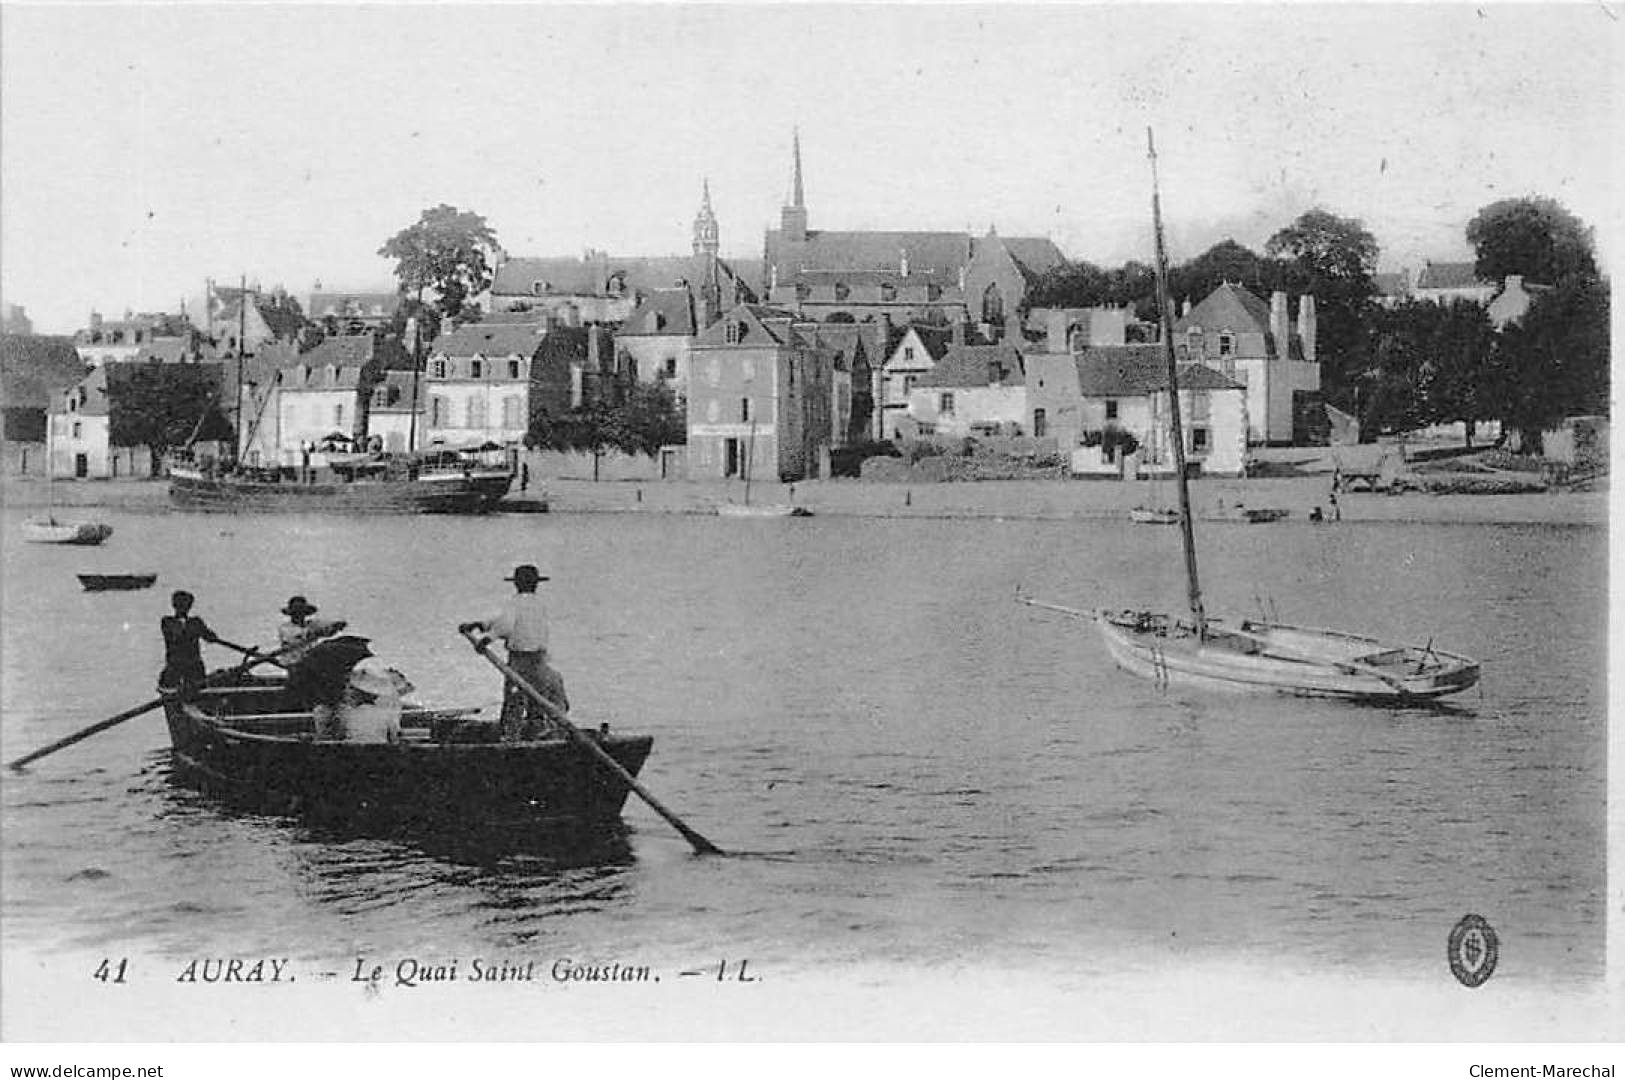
0;506;1607;983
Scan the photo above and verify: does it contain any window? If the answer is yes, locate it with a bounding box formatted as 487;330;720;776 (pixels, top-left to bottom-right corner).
903;374;917;394
466;397;486;429
740;397;751;423
1032;408;1047;437
663;356;677;378
795;283;811;302
939;392;955;416
987;362;1002;384
1218;333;1234;357
879;283;896;302
71;421;82;439
431;359;446;379
927;284;942;302
1105;399;1118;421
904;346;915;363
725;322;741;345
508;360;521;379
918;422;936;436
429;396;447;426
833;282;850;302
470;359;483;379
334;403;344;427
502;396;523;428
1192;427;1209;451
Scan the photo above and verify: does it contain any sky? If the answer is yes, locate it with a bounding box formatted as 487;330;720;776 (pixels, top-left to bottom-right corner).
1;3;1618;334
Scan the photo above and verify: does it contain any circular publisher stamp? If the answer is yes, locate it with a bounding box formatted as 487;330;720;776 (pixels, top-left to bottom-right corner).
1447;913;1499;988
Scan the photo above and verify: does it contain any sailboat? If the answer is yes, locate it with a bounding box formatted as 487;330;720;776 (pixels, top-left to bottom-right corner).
716;408;811;518
1023;130;1479;703
23;434;112;545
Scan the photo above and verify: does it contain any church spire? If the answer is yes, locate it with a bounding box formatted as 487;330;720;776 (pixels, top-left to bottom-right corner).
781;127;808;242
693;177;719;257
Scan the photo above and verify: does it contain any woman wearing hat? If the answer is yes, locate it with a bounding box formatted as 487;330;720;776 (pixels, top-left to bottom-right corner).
276;595;347;665
460;564;568;741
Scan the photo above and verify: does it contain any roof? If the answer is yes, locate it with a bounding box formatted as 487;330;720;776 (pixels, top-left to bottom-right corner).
307;292;401;320
1;334;86;409
134;337;197;363
491;254;715;298
1074;345;1242;396
766;229;971;280
988;234;1067;284
1415;261;1488;290
430;323;547;358
918;344;1025;389
616;289;696;337
1372;272;1410;297
1174;282;1273;335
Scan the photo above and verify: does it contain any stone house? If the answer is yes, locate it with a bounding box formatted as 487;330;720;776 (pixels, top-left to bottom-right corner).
687;304;833;483
907;341;1027;439
306;289;402;336
1411;261;1497;306
878;324;954;440
1173;282;1319;445
1026;343;1247;478
613;288;698;388
51;361;224;479
1;334;87;474
74;310;201;368
205;283;309;358
422;323;549;449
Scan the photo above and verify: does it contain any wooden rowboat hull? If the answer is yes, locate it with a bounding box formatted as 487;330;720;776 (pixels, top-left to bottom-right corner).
716;503;812;518
77;573;157;591
162;686;653;832
1095;611;1480;701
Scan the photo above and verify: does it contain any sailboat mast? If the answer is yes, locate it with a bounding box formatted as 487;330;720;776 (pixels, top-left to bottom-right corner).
234;273;247;464
1147;128;1205;632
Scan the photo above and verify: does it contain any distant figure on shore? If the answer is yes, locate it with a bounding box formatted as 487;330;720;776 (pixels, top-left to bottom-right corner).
159;590;222;694
1309;506;1325;523
520;462;530;493
277;595;347;664
1329;486;1341;522
460;564;567;742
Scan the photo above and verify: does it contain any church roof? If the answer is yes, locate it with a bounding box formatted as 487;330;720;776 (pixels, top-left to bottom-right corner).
766;229;972;280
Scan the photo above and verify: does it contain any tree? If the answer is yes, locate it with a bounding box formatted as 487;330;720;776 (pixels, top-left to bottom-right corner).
1482;277;1610;453
1466;196;1597;287
109;363;231;475
616;380;687;456
378;204;500;325
1266;208;1381;413
1026;260;1114;310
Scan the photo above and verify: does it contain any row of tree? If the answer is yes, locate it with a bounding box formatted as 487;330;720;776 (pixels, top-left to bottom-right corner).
1027;196;1608;452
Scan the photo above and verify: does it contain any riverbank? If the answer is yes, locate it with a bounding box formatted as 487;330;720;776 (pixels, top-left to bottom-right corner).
1;473;1607;526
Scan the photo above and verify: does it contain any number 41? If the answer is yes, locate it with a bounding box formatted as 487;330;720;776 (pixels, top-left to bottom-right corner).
93;958;128;984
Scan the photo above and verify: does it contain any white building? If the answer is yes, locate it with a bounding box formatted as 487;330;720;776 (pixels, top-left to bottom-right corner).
422;323;544;448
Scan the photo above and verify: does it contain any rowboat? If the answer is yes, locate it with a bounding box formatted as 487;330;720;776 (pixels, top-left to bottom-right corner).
22;518;113;545
77;573;157;591
1128;506;1181;525
1204;503;1290;524
717;503;812;518
161;678;654;832
1021;129;1479;704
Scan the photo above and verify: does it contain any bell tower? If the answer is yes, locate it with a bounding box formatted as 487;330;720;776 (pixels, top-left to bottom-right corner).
694;179;723;328
692;177;720;257
780;127;808;243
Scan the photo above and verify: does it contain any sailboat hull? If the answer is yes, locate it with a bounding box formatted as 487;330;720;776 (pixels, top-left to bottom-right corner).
1095;611;1480;701
22;519;113;545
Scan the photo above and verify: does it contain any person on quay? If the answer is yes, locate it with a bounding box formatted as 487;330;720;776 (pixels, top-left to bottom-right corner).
460;564;568;742
276;595;348;665
158;590;222;694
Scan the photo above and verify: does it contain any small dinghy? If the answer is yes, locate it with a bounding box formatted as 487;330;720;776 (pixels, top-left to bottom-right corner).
24;518;113;545
77;573;158;592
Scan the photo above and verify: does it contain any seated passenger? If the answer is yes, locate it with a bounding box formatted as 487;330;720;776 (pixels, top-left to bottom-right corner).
277;595;347;664
313;660;410;743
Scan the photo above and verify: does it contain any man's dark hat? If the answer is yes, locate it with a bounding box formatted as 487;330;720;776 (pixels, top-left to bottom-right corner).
282;595;319;617
504;564;548;585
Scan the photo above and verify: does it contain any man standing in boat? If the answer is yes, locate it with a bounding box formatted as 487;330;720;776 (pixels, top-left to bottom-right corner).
460;564;568;741
158;590;222;694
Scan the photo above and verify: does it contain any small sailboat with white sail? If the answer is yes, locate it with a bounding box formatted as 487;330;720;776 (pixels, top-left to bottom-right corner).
23;440;112;545
1023;130;1479;703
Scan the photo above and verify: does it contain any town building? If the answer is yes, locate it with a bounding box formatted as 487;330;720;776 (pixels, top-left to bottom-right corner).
1;333;85;474
760;130;1065;329
878;324;954;439
1173;282;1319;445
205;281;309;358
363;370;427;453
613;288;698;388
1025;340;1248;479
51;361;224;479
486;183;757;328
241;336;377;468
74;310;202;367
687;304;835;483
422;322;549;448
1411;261;1497;306
907;339;1027;439
306;288;403;335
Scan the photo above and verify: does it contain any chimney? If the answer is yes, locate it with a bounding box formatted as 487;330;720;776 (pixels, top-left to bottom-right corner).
1180;298;1191;319
1269;291;1290;358
1297;294;1317;365
899;249;909;277
1045;311;1070;354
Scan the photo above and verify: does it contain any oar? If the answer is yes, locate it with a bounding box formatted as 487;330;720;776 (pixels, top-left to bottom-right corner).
458;627;725;856
7;638;298;771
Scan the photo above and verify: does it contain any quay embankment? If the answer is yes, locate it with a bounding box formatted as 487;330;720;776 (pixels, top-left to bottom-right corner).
0;473;1606;527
